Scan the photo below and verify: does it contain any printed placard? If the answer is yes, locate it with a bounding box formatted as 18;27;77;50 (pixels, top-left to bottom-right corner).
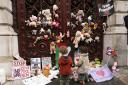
42;57;52;68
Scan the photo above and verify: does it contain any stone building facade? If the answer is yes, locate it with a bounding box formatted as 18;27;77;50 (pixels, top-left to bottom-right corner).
103;0;128;66
0;0;19;75
0;0;127;76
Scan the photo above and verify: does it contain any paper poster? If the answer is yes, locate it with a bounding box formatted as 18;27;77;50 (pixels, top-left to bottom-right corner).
89;64;113;82
42;57;52;68
12;66;30;80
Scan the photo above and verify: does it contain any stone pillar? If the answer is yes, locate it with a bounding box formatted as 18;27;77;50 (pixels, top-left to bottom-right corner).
0;0;19;75
103;0;128;66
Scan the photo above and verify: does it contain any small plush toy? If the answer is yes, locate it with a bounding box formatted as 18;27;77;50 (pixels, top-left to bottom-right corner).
50;41;56;54
39;28;45;34
95;58;101;68
112;62;119;73
56;32;65;43
76;10;84;22
25;15;38;27
95;36;100;42
53;4;59;11
103;22;107;32
42;65;51;77
52;20;60;28
71;12;76;18
72;67;78;82
66;30;70;38
42;9;52;26
53;4;59;18
88;15;92;25
106;47;112;56
73;31;82;48
47;29;51;35
85;37;93;43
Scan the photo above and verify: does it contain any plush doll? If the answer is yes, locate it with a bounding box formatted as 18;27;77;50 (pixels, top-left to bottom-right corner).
82;22;91;33
43;33;49;40
56;32;65;43
66;30;70;38
50;41;56;54
52;20;60;28
47;29;51;35
83;32;90;38
39;28;45;34
53;4;58;11
106;47;112;56
112;62;119;73
42;9;52;26
71;12;76;18
33;36;42;46
76;10;84;22
95;58;101;68
53;4;59;18
88;15;92;25
103;22;107;32
25;15;38;27
73;31;82;48
72;67;78;82
95;36;100;42
32;30;37;35
85;37;93;43
42;64;51;77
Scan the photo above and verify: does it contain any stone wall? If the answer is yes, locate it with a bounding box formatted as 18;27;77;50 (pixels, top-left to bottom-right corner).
103;0;128;66
0;0;19;75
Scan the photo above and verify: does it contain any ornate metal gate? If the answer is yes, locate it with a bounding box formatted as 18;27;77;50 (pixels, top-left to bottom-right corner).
12;0;105;65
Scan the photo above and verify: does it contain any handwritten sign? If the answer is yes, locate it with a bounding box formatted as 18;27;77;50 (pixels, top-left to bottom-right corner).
12;60;30;80
12;60;26;67
12;66;30;79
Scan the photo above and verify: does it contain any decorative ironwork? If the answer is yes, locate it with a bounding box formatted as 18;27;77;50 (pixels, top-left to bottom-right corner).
13;0;105;64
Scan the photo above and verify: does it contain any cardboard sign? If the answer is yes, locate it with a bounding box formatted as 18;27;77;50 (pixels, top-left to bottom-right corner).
12;60;26;67
89;64;113;82
12;66;30;80
42;57;52;68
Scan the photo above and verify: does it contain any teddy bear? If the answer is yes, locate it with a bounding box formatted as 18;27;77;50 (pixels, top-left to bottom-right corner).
50;41;56;54
25;15;38;27
76;10;84;22
56;32;65;43
112;62;119;73
52;20;60;28
42;64;51;77
72;67;78;82
42;9;52;26
73;31;83;48
88;15;92;25
53;4;59;18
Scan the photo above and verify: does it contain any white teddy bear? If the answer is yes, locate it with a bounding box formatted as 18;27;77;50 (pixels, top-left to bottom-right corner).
25;15;38;27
